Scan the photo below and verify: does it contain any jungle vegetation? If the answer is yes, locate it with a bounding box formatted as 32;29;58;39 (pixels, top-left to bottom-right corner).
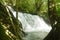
0;0;60;40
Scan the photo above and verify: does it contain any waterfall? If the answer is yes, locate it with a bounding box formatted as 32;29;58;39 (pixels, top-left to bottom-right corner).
8;6;52;40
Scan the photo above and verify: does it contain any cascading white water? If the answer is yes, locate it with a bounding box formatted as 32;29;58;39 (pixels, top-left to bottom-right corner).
8;6;52;40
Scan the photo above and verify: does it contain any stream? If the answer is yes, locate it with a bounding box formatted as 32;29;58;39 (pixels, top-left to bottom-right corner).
8;6;52;40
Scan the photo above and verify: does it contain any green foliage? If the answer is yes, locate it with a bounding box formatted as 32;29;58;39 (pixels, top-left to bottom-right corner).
0;0;60;40
0;3;23;40
1;0;60;17
55;0;60;17
18;0;35;13
0;24;11;40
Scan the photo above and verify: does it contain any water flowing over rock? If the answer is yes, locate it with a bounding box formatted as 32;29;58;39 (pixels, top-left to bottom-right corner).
8;6;52;40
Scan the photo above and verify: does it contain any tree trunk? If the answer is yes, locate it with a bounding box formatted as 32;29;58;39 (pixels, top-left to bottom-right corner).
44;0;60;40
